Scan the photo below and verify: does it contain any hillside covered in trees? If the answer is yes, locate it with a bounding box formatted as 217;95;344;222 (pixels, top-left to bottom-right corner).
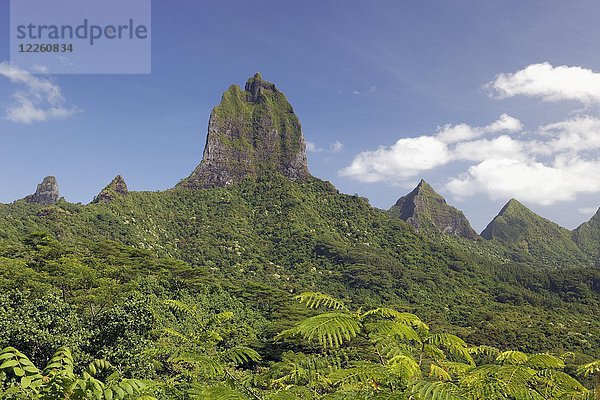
0;74;598;399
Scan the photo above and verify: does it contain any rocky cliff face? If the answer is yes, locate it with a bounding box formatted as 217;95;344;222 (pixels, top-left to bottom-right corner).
93;175;129;204
25;176;60;205
388;180;478;239
181;73;309;188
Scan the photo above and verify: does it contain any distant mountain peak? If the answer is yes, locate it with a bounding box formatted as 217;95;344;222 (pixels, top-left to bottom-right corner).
388;180;478;239
482;198;591;267
181;74;310;188
24;176;60;205
92;175;128;204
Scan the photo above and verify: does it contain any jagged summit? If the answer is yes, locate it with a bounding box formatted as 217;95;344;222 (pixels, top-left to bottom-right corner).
388;179;478;239
181;73;309;188
92;175;129;204
24;176;60;205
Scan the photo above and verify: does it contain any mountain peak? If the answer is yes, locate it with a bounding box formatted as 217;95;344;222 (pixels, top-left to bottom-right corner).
388;180;478;239
481;199;590;267
181;74;309;188
502;198;524;211
92;175;129;204
416;178;432;189
24;176;60;205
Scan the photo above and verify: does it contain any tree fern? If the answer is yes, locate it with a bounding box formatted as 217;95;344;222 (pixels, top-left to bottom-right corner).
410;380;464;400
278;312;361;349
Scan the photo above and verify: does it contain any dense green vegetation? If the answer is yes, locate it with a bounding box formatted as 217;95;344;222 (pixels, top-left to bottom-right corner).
1;293;599;399
0;173;598;398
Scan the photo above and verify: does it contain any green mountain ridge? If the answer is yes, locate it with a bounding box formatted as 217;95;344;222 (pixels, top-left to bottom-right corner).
481;199;592;268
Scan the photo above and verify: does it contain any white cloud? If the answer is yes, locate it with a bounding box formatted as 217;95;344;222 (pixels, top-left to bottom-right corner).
0;62;77;124
339;114;521;182
487;62;600;104
454;135;526;162
536;116;600;154
339;136;451;182
340;112;600;206
436;113;522;144
330;141;344;153
446;157;600;205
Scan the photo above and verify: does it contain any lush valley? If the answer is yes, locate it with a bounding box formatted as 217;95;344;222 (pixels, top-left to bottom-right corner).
0;74;598;399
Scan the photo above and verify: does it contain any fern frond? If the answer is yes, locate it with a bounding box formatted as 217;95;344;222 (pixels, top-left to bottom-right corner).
410;380;464;400
295;292;348;311
468;345;500;357
272;351;343;388
363;308;430;333
387;355;421;380
536;369;588;397
163;299;196;316
169;353;225;378
279;312;361;349
577;360;600;378
526;354;564;370
373;339;414;360
494;365;537;394
429;364;452;381
441;361;474;377
213;311;235;323
221;347;262;365
368;320;421;342
426;334;473;365
496;350;529;365
329;361;388;387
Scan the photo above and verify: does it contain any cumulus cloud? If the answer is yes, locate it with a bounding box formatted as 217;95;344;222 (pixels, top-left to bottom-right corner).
536;116;600;154
340;136;451;182
0;62;77;124
436;113;522;144
447;157;600;205
487;62;600;104
340;112;600;206
339;114;521;182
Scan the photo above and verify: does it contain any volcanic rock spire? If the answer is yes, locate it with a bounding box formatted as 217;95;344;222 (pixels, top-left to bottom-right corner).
181;73;309;188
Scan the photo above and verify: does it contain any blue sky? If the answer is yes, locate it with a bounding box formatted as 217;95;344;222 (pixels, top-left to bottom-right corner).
1;0;599;231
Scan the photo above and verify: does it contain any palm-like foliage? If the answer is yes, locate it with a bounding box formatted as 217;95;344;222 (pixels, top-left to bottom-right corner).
0;346;154;399
270;292;599;400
